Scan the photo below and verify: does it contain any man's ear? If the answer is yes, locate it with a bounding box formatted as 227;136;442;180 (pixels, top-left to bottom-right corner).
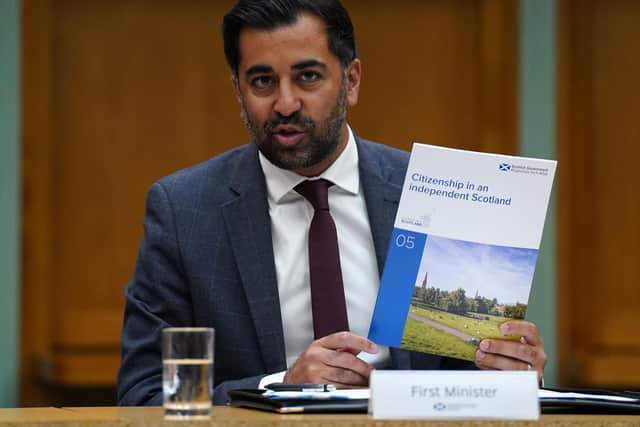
231;75;246;121
231;75;241;104
345;59;362;107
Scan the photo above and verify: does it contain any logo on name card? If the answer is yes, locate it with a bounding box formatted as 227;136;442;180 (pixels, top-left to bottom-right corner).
499;163;512;172
433;402;447;411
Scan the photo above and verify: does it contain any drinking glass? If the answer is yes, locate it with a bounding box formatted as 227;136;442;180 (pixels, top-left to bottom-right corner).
162;327;214;419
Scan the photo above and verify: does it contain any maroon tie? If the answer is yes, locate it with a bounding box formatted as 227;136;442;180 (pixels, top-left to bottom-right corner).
295;179;349;339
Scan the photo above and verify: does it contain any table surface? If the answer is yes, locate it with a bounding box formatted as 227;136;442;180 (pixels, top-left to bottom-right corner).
0;406;638;426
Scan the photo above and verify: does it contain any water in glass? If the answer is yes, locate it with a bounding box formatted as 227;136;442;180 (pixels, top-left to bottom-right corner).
163;358;213;419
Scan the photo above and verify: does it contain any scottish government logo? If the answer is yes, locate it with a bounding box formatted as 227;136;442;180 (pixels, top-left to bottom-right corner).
499;163;511;171
433;402;447;411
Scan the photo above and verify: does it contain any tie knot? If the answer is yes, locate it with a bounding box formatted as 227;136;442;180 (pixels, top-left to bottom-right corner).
295;179;333;211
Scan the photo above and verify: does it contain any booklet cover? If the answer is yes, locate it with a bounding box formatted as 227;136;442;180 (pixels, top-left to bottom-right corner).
368;143;556;361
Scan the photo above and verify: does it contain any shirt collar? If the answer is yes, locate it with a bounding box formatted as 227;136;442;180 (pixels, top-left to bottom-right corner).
259;126;360;204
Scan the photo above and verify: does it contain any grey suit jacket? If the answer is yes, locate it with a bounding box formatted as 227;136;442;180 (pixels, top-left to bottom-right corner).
117;137;475;406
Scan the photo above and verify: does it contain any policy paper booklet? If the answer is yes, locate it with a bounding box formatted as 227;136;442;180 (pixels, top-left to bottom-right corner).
368;143;556;361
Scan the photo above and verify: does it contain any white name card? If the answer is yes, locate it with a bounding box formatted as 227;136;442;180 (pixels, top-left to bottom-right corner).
369;370;539;420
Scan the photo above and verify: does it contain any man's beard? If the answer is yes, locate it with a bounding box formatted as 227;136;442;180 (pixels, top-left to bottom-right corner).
240;79;347;171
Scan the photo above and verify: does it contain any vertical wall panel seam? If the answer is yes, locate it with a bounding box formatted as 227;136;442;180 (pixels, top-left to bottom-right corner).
0;0;21;408
519;0;557;386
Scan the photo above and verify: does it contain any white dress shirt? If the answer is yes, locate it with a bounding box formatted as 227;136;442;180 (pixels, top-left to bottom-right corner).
257;127;390;387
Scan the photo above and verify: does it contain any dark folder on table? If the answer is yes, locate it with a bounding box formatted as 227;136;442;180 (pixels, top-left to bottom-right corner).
539;387;640;414
227;389;368;414
229;387;640;415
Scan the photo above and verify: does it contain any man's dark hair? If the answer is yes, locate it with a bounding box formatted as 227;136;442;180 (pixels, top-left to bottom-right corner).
223;0;357;77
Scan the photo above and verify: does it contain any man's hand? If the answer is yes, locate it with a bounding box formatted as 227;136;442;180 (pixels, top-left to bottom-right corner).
475;320;547;382
284;331;378;388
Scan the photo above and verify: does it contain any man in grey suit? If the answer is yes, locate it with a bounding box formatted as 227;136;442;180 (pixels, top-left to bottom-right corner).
118;0;547;406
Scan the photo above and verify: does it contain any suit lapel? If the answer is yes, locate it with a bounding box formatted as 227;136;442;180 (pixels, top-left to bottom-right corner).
221;145;286;373
356;138;403;274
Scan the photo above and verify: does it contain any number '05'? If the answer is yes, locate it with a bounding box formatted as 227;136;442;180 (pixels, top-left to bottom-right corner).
395;234;415;249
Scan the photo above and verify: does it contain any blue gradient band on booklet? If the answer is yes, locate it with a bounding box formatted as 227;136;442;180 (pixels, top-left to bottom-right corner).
368;228;427;347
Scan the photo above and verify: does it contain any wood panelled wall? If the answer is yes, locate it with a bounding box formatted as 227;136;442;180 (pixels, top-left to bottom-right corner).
557;0;640;388
20;0;518;405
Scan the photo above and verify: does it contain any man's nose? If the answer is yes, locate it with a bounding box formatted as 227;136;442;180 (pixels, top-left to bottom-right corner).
273;81;301;117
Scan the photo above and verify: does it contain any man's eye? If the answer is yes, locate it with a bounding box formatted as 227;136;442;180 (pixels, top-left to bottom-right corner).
251;76;274;89
299;71;321;83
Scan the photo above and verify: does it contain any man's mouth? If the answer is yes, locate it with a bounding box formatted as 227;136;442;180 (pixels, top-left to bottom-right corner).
272;125;306;147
